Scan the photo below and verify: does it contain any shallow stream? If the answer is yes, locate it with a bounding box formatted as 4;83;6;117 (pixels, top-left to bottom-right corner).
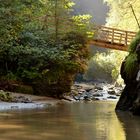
0;101;139;140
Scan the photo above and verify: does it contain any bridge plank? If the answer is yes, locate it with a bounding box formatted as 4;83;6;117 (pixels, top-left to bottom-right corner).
89;40;128;51
91;26;137;51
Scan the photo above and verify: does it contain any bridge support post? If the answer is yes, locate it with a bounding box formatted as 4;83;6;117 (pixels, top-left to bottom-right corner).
125;31;128;46
111;29;114;44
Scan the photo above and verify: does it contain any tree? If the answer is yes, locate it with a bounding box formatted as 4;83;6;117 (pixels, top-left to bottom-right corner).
0;0;92;97
104;0;140;31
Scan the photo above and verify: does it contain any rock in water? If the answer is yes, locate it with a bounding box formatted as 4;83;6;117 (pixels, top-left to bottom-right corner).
108;90;116;95
107;96;117;99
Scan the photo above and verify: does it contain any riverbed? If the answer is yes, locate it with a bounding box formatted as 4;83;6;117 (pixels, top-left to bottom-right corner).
0;101;139;140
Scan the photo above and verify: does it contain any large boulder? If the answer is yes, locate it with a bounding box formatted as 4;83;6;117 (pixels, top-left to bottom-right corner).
116;44;140;115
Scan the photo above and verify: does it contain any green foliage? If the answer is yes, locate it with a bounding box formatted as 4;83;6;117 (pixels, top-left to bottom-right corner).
99;0;140;84
84;50;128;82
124;28;140;79
129;31;140;52
104;0;140;31
72;14;93;37
4;72;17;81
85;52;115;82
124;53;138;78
104;0;140;81
0;91;12;102
0;0;91;96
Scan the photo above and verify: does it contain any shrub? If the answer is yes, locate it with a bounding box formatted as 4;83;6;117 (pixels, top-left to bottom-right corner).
84;50;127;83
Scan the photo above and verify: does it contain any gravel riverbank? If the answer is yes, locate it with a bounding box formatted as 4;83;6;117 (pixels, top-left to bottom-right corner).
0;82;123;111
63;82;123;102
0;92;60;111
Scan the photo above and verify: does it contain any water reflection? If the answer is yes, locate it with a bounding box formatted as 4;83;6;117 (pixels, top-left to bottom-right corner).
0;102;139;140
116;111;140;140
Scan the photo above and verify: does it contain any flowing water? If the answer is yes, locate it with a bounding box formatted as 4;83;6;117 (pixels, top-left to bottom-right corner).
0;101;139;140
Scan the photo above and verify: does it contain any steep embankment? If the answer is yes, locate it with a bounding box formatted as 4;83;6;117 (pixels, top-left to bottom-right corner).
116;32;140;115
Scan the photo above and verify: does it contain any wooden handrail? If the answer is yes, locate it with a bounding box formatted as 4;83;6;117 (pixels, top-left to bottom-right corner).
93;25;136;34
92;26;137;47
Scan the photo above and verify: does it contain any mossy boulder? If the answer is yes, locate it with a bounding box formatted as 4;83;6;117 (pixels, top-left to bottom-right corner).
116;32;140;115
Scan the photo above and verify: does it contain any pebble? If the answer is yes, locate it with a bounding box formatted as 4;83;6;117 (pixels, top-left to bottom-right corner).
69;83;122;102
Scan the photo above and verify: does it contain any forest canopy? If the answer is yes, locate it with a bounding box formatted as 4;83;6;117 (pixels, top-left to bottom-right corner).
0;0;92;97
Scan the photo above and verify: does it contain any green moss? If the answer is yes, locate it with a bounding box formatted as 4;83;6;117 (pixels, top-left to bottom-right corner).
0;91;12;102
124;53;138;78
124;30;140;78
129;31;140;53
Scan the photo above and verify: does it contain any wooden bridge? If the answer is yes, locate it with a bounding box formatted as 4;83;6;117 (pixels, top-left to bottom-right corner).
89;26;137;51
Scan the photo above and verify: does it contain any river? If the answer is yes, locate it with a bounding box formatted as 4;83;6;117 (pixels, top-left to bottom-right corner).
0;101;139;140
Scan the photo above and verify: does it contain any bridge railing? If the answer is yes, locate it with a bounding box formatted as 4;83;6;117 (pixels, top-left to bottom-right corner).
93;26;136;46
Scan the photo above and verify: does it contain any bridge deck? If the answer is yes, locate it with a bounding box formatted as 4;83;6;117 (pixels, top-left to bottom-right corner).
90;26;136;51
